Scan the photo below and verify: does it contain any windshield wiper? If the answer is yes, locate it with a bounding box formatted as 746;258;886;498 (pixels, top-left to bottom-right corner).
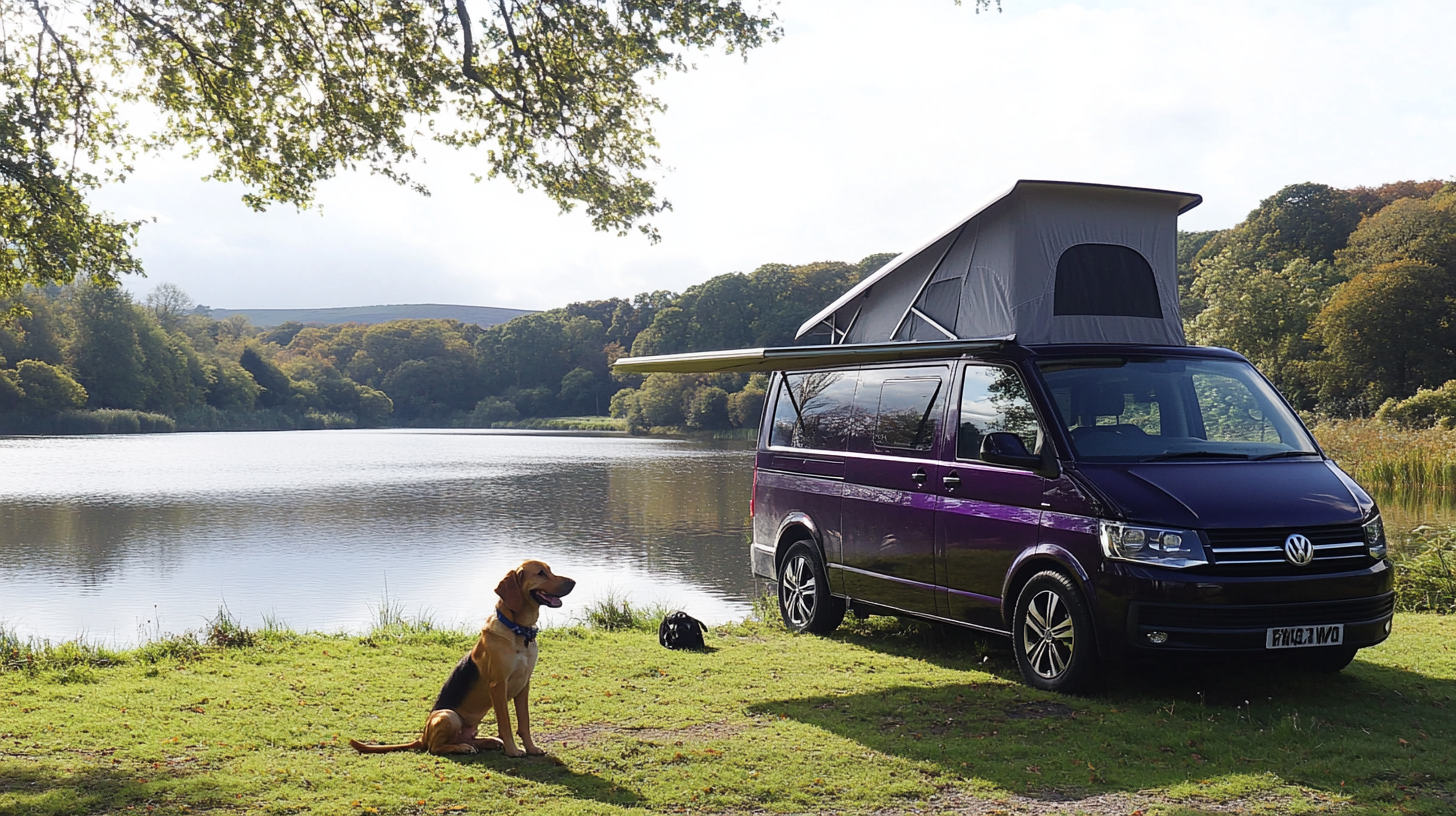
1143;451;1251;462
1252;450;1321;461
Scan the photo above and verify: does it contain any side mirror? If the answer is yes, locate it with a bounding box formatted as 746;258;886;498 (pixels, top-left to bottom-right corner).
980;432;1045;471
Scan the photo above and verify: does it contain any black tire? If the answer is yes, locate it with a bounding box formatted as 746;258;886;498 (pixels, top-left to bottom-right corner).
777;541;845;635
1012;570;1099;693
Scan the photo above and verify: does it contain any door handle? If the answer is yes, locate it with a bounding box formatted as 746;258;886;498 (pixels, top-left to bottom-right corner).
943;471;961;489
911;468;927;485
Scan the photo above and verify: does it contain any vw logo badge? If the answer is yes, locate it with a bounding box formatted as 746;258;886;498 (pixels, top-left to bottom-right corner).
1284;533;1315;566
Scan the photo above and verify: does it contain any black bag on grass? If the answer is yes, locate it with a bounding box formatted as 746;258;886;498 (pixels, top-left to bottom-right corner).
659;611;707;650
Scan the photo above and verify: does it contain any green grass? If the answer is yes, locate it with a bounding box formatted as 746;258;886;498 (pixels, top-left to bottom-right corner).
1393;526;1456;613
2;610;1454;815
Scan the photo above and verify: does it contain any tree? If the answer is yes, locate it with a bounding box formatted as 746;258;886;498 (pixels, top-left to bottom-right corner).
67;284;152;408
15;359;87;411
1310;260;1456;407
238;346;293;408
1194;182;1363;271
145;283;195;330
1337;184;1456;275
2;1;782;298
727;374;768;428
558;366;601;415
685;385;730;429
1187;256;1338;403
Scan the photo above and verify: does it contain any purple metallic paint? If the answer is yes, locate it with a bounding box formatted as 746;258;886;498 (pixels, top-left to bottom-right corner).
750;346;1395;666
1078;461;1366;530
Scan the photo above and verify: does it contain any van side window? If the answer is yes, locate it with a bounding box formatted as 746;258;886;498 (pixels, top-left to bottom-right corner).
874;378;943;450
958;366;1043;461
769;370;858;451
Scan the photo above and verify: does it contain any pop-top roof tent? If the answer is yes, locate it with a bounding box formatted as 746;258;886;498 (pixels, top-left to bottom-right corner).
613;180;1201;374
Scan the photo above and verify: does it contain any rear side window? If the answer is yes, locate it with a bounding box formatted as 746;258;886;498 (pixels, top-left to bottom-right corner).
769;370;858;451
851;365;947;454
874;378;944;450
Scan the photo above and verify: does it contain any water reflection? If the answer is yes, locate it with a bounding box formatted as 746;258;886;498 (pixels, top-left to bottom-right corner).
0;430;758;645
1372;487;1456;552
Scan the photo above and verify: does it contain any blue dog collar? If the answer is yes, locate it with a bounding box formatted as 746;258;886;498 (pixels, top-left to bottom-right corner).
496;609;538;643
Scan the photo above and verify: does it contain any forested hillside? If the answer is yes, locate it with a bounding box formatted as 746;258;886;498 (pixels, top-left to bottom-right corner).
1179;180;1455;424
0;255;893;433
2;179;1453;435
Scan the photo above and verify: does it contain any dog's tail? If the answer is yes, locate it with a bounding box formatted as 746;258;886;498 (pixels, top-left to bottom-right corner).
349;738;424;754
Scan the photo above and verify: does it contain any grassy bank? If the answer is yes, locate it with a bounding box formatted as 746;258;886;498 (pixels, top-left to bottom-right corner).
3;607;1454;815
481;416;628;432
1312;418;1456;491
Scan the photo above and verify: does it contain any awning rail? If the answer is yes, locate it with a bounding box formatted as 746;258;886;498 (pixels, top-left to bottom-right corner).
611;337;1014;374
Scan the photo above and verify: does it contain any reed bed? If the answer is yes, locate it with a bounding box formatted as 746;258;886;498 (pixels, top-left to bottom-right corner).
1310;417;1456;490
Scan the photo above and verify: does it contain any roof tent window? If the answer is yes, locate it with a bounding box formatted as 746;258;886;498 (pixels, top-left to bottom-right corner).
1053;243;1163;319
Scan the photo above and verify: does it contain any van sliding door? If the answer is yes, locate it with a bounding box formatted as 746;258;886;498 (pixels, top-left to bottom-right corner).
840;365;950;617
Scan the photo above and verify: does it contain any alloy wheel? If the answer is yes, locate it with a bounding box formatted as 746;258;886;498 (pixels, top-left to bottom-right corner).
780;554;816;628
1021;588;1075;679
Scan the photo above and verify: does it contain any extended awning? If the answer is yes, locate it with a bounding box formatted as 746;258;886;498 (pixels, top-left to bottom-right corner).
611;337;1013;374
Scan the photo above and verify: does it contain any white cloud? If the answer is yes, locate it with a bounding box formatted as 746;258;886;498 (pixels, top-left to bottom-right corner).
95;0;1455;310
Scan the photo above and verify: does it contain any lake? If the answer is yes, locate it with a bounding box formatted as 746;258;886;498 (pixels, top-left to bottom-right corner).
3;430;1451;647
0;430;758;645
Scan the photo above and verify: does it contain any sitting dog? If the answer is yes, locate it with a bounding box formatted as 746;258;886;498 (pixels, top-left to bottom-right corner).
349;560;574;757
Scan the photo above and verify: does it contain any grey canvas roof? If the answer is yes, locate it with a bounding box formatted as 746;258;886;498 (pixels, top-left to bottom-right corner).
799;180;1200;347
613;180;1201;374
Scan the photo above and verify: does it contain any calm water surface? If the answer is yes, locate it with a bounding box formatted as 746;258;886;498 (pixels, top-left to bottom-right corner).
0;430;757;645
3;430;1450;646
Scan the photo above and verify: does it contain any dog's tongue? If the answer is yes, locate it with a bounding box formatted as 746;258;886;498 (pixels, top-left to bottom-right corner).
533;591;563;608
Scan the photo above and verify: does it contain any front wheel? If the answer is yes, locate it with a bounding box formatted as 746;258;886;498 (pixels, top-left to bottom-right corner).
777;541;845;634
1012;571;1099;693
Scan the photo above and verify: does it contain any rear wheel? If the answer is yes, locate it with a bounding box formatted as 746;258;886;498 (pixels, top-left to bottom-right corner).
777;541;845;634
1012;571;1099;693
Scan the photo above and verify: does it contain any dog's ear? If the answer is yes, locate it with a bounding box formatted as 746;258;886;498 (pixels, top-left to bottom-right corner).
494;568;527;613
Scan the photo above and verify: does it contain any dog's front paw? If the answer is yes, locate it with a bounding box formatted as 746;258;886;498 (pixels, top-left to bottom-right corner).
525;746;546;756
502;745;526;758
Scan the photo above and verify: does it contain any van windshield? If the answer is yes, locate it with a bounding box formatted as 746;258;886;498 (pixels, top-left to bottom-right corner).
1036;356;1319;463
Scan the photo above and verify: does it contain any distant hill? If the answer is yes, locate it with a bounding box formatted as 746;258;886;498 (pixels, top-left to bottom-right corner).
201;303;536;329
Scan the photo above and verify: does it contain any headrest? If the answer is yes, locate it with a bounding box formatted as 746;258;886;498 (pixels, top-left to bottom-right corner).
1076;386;1126;420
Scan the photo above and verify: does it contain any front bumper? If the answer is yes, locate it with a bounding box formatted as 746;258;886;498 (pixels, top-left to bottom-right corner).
1096;558;1395;656
1127;592;1394;652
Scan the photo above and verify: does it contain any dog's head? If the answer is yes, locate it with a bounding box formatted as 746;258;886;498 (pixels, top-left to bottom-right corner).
494;560;576;617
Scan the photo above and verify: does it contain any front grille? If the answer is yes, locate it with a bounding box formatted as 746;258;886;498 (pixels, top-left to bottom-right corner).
1134;593;1394;631
1203;524;1371;574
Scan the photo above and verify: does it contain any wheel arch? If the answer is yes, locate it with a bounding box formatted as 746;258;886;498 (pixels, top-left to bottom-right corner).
772;512;823;576
1001;544;1096;631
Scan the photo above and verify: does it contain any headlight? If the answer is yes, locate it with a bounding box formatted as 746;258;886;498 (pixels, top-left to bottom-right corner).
1100;521;1207;568
1363;514;1387;559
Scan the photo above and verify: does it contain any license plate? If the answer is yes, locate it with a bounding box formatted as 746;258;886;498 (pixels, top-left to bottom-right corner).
1266;624;1344;649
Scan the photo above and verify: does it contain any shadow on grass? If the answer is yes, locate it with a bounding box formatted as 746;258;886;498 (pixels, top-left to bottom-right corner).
0;765;182;816
833;614;1024;678
752;626;1456;812
442;750;643;807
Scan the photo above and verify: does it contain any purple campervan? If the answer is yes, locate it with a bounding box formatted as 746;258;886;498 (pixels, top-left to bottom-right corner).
615;181;1393;692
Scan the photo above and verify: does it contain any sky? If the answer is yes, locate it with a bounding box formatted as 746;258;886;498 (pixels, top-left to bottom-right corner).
94;0;1456;312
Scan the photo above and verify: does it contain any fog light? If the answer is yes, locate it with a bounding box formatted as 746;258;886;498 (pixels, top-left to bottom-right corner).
1146;631;1169;645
